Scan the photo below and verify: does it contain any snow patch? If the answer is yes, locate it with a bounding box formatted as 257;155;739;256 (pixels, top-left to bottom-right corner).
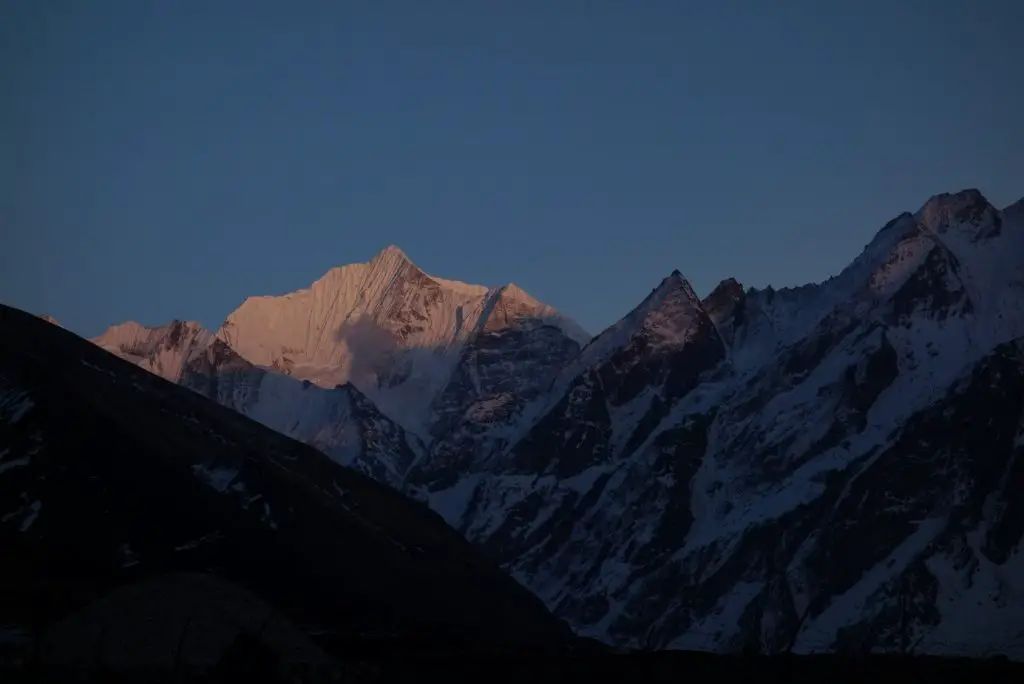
190;463;239;492
18;500;41;532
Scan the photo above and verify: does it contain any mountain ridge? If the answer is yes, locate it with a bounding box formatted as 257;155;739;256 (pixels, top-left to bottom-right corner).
54;186;1024;658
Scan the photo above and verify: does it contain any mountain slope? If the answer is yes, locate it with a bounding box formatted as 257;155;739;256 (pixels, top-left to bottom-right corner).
0;303;574;673
90;322;418;488
419;189;1024;657
408;283;587;492
182;338;420;486
93;319;213;383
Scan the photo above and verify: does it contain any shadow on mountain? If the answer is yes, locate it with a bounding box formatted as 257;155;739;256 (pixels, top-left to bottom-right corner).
331;315;403;388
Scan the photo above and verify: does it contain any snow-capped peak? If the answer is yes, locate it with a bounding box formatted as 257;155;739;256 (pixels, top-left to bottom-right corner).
476;283;591;345
367;243;415;279
554;271;709;387
209;245;587;436
374;243;411;262
916;188;999;240
92;319;213;383
94;319;209;348
499;282;535;303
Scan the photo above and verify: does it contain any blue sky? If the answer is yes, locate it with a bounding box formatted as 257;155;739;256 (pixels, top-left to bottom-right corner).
3;0;1021;338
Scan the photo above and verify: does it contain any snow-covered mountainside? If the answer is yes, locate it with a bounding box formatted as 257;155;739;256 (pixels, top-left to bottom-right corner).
77;188;1024;658
88;322;418;488
408;283;588;492
92;320;212;383
88;250;586;488
181;338;420;486
421;188;1024;657
216;245;589;435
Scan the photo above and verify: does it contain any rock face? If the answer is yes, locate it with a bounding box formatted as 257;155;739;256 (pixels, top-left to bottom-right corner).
0;303;574;673
75;188;1024;658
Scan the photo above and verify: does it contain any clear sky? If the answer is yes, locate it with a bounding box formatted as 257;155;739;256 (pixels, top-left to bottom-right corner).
2;0;1021;338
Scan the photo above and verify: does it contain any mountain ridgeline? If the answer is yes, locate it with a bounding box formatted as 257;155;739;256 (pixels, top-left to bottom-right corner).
18;187;1024;660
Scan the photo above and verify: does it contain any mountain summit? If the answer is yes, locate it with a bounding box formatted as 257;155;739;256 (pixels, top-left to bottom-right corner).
213;246;587;433
90;246;588;444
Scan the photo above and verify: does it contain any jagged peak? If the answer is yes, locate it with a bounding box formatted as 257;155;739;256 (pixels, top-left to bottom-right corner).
916;188;997;233
920;187;989;211
568;271;704;361
303;245;488;300
470;282;590;343
706;277;745;301
649;270;699;306
93;319;209;346
370;244;413;268
38;314;61;328
1003;196;1024;219
497;282;538;305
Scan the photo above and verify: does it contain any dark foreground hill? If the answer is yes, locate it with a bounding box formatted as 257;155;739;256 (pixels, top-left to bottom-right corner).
0;303;575;680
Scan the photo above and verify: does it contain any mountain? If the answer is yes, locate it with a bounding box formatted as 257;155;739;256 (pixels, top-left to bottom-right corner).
408;282;589;493
0;303;574;676
90;249;588;488
418;188;1024;657
74;188;1024;659
214;245;589;435
93;319;213;383
90;321;418;487
183;338;422;486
